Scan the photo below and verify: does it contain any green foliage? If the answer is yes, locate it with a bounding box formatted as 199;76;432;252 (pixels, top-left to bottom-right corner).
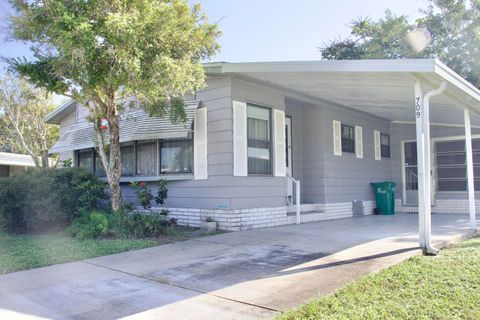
130;181;153;209
74;179;107;211
320;1;480;88
8;0;220;210
0;168;107;233
59;159;73;168
107;211;169;239
155;179;169;205
67;210;109;240
0;73;59;167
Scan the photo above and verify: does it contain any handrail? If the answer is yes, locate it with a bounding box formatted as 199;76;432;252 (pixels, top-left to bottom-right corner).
286;173;301;224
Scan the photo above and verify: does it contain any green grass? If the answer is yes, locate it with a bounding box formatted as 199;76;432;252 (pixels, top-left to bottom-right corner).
0;231;158;274
0;226;226;274
279;236;480;320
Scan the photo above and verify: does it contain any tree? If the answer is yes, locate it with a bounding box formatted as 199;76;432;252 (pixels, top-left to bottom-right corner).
320;0;480;88
0;73;59;168
8;0;221;210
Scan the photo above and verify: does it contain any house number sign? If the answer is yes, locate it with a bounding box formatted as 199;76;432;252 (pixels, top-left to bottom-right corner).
415;97;421;118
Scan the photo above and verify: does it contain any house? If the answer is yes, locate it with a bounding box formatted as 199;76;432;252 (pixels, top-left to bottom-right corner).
0;152;36;177
45;59;480;235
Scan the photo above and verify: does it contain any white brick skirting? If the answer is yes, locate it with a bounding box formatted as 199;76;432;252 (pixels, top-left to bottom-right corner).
395;198;480;214
324;200;376;219
149;206;288;231
142;200;377;231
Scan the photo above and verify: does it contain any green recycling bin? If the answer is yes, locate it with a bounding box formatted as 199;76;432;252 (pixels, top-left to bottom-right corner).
370;181;396;215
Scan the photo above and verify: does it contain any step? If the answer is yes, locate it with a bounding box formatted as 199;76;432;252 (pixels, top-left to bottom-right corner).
286;210;324;217
287;203;324;213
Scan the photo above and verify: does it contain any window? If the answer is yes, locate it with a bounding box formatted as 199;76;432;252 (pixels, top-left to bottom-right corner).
121;143;135;176
247;105;272;175
94;152;107;177
77;149;93;169
136;140;157;176
77;136;194;178
381;134;390;158
436;139;480;191
160;140;193;174
341;124;355;153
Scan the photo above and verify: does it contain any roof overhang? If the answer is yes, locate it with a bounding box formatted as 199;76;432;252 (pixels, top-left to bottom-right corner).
45;99;76;124
0;153;36;167
205;59;480;126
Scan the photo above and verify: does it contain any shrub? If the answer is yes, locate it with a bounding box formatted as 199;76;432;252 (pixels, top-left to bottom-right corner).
67;210;109;239
130;181;153;209
155;179;168;205
0;168;107;233
107;212;168;239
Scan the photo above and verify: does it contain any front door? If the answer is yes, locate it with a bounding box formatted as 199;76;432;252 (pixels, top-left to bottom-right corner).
404;141;418;205
286;116;293;200
403;141;435;206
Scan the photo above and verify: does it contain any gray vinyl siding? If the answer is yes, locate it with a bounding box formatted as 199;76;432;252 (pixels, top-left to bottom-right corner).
390;123;480;202
293;101;391;204
123;76;286;209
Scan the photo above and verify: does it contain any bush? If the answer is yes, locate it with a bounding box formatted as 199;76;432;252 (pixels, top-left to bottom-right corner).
67;210;109;239
107;211;168;239
130;181;153;209
0;168;107;233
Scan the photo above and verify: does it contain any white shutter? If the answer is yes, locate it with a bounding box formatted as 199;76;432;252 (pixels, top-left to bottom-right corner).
333;120;342;156
194;108;208;180
374;130;381;161
233;100;248;176
273;109;286;176
355;126;363;159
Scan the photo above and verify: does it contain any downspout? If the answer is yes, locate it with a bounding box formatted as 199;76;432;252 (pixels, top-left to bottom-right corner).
421;81;447;255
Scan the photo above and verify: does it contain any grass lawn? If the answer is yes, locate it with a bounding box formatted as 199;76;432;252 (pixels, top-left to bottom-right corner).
279;236;480;320
0;227;223;274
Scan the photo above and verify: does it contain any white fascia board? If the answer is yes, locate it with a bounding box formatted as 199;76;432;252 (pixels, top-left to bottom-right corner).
204;59;437;74
44;99;76;124
433;60;480;107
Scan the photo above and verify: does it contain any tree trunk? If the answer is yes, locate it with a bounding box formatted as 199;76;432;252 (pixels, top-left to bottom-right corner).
107;112;123;211
41;149;49;168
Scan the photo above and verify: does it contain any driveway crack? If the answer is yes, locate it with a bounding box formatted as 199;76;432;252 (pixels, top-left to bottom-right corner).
81;260;280;314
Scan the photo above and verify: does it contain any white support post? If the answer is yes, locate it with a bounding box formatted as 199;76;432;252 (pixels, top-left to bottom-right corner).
296;180;301;225
464;109;477;229
414;81;427;249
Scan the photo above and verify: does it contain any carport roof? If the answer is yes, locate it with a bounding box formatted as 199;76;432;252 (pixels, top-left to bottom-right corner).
205;59;480;125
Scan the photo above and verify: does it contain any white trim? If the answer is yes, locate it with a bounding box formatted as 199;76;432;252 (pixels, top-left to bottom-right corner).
273;109;286;177
233;100;248;176
355;126;363;159
194;108;208;180
333;120;342;156
374;130;381;161
391;120;480;129
206;59;437;74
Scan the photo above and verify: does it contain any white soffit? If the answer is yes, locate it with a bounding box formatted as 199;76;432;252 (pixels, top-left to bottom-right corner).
205;59;480;126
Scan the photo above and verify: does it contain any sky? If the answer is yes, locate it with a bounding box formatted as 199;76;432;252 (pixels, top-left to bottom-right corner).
0;0;429;72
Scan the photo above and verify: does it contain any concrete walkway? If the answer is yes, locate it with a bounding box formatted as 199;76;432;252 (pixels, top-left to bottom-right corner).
0;213;477;320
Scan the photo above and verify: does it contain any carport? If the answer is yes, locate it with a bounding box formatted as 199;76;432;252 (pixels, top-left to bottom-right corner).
206;59;480;254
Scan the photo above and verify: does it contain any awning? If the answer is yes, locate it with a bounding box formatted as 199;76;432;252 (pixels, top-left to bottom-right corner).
50;100;200;153
205;59;480;126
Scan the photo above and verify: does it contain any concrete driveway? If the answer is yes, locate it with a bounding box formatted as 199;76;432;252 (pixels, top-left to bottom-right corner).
0;213;477;320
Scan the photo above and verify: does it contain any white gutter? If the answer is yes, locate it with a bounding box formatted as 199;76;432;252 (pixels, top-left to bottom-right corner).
415;80;447;255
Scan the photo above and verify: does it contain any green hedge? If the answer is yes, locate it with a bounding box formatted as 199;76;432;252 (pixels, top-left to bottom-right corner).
0;168;107;233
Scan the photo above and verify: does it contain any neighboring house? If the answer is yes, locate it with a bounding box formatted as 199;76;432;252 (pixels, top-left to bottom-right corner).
45;59;480;231
0;152;36;177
